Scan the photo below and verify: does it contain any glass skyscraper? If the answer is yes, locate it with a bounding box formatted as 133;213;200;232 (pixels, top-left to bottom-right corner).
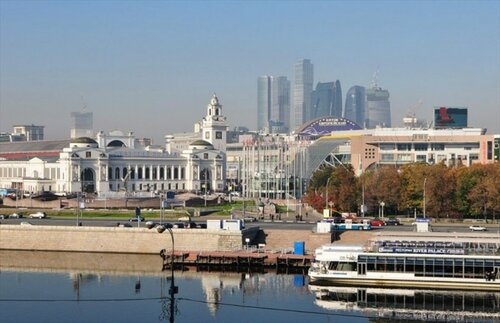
257;76;290;133
292;59;314;130
366;85;391;128
270;76;290;132
344;85;366;127
257;76;271;131
311;80;342;120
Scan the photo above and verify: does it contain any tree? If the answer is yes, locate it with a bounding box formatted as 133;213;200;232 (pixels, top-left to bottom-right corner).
325;165;358;212
370;166;402;215
399;163;429;216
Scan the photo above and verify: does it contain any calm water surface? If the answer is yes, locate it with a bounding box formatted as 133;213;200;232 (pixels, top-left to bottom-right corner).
0;251;498;323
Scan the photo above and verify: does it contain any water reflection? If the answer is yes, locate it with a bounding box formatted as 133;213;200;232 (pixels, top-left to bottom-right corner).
310;285;500;322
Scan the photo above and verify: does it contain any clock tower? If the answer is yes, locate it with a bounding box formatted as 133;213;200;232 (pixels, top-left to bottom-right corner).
201;94;228;151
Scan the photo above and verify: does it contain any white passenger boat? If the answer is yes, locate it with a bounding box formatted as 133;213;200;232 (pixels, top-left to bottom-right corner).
308;232;500;291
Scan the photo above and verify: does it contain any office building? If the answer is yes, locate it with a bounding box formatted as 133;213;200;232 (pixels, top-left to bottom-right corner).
292;59;314;130
71;111;93;139
344;85;366;127
257;76;290;133
12;124;44;141
311;81;343;120
257;76;271;132
366;84;391;128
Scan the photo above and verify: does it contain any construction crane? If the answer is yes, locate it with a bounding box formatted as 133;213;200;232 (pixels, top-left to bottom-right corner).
403;99;423;128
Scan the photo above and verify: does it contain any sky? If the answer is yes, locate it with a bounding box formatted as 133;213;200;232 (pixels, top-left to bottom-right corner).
0;0;499;143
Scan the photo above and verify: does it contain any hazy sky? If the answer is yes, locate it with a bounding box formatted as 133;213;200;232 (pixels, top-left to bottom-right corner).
1;0;499;143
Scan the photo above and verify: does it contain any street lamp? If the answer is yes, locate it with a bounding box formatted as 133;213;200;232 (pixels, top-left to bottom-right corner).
423;177;427;218
325;177;331;212
157;226;177;323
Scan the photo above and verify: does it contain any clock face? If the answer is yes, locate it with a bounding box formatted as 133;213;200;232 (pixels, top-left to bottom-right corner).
216;131;222;139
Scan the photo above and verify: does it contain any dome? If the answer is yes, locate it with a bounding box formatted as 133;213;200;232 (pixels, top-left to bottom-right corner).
70;137;98;148
71;137;97;144
190;139;213;147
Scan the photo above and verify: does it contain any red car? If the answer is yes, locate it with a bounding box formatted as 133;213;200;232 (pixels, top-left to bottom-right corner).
370;219;385;227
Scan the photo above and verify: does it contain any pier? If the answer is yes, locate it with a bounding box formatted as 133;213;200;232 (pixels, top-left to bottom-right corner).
160;250;314;273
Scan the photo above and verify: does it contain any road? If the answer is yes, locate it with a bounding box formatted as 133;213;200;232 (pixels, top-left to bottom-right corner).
1;217;499;234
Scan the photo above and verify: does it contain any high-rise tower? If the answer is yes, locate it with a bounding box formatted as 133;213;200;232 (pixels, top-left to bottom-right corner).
257;76;290;133
292;59;313;130
311;80;342;119
344;85;366;127
366;86;391;128
70;111;93;138
257;76;271;132
270;76;290;132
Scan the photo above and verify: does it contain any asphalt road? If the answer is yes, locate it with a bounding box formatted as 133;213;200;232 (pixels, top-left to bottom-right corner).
1;216;499;234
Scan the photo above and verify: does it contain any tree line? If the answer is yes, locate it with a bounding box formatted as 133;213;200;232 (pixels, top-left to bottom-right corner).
303;162;500;219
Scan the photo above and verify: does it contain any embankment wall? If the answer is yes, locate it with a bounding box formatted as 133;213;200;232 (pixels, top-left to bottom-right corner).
0;225;253;254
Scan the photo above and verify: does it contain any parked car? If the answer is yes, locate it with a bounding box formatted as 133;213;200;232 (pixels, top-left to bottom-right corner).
129;216;145;222
32;192;59;201
29;212;47;219
370;219;385;227
243;216;258;222
9;213;22;218
20;221;33;226
116;222;132;228
173;222;185;228
0;214;7;219
385;218;401;226
469;225;487;231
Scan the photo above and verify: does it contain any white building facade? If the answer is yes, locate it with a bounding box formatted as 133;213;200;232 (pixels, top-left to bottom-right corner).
0;96;228;195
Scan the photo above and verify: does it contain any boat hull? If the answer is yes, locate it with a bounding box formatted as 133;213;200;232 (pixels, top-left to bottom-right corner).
309;275;500;292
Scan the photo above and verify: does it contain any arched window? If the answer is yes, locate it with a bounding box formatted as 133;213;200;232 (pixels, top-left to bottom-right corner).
130;168;135;179
115;167;120;179
173;167;179;179
145;167;150;180
181;167;185;179
167;168;172;180
152;167;157;180
108;167;113;180
123;167;128;179
160;167;165;179
138;168;143;179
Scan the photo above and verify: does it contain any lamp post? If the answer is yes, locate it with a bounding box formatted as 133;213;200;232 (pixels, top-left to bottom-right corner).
158;225;177;323
325;177;331;214
423;177;427;218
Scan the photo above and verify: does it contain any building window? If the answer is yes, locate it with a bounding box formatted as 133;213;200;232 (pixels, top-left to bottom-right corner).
181;167;185;179
115;167;120;179
216;131;222;139
130;169;135;179
132;184;135;191
160;168;165;179
381;154;394;162
205;132;210;140
416;155;426;162
108;167;113;180
174;167;179;179
145;167;150;179
138;168;143;179
414;144;428;151
86;151;91;158
487;141;493;160
204;153;209;159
